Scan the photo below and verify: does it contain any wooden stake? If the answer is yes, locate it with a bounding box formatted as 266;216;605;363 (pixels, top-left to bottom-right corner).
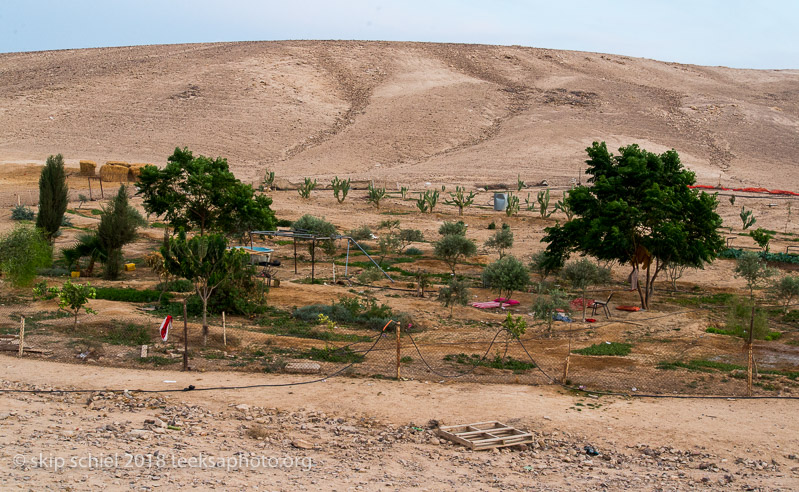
311;237;316;281
293;237;298;274
18;317;25;357
182;299;189;371
747;343;753;397
396;321;401;380
222;311;227;347
562;338;571;383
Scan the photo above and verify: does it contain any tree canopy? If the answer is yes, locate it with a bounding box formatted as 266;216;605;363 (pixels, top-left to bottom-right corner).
542;142;724;309
481;255;530;307
137;147;276;236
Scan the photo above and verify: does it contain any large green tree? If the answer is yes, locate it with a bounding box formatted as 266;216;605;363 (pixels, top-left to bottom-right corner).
162;231;247;346
36;154;69;242
98;185;145;279
137;147;276;236
542;142;724;309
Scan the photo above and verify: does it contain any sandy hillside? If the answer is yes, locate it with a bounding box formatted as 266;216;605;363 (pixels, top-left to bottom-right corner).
0;41;797;188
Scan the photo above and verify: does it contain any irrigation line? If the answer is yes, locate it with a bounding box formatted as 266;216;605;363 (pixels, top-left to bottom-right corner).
405;327;509;379
0;331;386;395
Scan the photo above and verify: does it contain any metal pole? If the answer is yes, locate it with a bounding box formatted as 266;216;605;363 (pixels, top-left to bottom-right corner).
396;321;401;380
311;237;316;281
345;239;350;278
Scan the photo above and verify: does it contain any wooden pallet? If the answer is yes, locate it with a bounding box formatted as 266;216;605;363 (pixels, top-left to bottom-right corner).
437;421;533;451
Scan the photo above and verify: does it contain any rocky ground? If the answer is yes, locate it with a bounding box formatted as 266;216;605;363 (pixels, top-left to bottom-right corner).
1;358;798;490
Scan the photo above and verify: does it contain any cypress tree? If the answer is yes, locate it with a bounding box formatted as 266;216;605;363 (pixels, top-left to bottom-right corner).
36;154;68;242
98;185;144;280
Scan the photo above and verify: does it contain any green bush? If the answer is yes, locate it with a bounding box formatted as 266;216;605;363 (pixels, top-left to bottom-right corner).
157;279;194;292
405;247;423;256
572;342;632;356
276;219;293;228
0;225;52;287
348;225;373;241
11;205;35;221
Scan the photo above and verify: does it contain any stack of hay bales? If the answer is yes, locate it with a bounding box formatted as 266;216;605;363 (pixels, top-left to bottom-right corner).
99;161;130;182
128;163;151;181
79;160;97;176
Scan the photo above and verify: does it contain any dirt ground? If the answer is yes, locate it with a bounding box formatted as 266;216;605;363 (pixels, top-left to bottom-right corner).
2;355;799;491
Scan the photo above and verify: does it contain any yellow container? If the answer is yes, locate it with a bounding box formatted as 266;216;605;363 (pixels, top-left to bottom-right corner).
124;263;136;272
70;271;80;278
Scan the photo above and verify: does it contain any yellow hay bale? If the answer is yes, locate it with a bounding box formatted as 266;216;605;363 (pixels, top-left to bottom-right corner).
99;164;130;182
105;160;130;168
127;163;150;181
79;160;97;176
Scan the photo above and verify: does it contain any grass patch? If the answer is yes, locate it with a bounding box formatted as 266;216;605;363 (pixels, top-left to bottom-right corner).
101;323;152;346
669;292;735;307
572;342;632;356
705;326;781;341
443;353;535;372
94;287;169;303
303;346;364;363
656;359;745;373
138;356;180;367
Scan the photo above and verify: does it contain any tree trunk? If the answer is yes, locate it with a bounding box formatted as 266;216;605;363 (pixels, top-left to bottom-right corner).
202;296;208;347
458;207;463;217
581;287;587;322
74;311;78;330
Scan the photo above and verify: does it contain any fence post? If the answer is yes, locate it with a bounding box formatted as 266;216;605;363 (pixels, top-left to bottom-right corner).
182;299;189;371
396;321;401;380
18;317;25;357
747;343;753;396
222;311;227;347
562;337;571;384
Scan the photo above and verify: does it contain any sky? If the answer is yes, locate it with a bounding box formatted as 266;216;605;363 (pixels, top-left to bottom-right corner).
1;0;797;69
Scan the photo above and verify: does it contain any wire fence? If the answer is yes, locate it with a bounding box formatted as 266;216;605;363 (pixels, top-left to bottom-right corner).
2;302;798;398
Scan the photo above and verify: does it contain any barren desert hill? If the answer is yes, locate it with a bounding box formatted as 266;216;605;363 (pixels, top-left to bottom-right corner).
1;40;797;188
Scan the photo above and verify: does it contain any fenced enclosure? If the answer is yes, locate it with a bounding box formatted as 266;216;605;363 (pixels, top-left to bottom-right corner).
3;301;797;398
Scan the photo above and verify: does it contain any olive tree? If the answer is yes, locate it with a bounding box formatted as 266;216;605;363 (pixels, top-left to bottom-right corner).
481;255;530;308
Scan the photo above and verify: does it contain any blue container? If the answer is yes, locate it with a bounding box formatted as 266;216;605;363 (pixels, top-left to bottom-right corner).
493;192;507;211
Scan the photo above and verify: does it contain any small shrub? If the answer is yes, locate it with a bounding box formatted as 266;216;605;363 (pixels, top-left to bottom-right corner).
572;342;632;356
276;219;293;227
439;221;467;236
357;267;384;284
405;247;423;256
348;225;373;241
11;205;35;221
61;215;73;227
487;221;497;230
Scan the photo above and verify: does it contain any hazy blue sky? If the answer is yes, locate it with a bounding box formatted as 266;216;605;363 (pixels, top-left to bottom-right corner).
1;0;797;69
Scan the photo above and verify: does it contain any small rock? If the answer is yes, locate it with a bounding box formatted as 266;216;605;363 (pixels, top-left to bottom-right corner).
292;439;314;450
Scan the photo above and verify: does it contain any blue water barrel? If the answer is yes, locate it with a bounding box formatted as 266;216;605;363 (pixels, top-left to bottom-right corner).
493;192;507;211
